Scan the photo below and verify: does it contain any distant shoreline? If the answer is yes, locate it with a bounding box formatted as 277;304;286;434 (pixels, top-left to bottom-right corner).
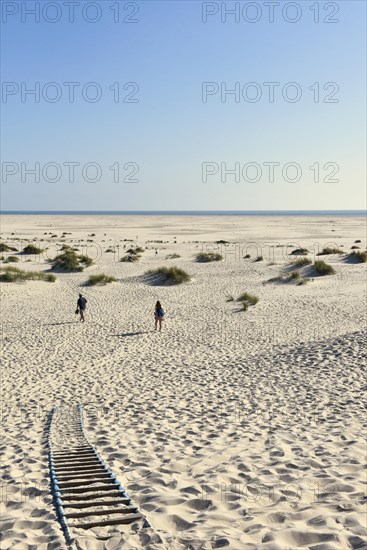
1;210;366;217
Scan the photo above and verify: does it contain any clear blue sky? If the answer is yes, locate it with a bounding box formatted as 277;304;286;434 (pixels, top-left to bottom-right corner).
1;0;366;210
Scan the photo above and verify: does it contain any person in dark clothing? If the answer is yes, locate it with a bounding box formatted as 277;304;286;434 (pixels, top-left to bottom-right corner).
76;293;87;322
154;301;165;332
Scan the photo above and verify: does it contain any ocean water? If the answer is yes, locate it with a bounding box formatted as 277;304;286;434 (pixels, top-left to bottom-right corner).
1;210;366;216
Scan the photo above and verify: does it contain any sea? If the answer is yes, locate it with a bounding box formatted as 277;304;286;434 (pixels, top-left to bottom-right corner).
1;211;366;216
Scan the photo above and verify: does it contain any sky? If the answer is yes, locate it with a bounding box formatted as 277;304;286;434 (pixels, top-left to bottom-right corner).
1;0;366;211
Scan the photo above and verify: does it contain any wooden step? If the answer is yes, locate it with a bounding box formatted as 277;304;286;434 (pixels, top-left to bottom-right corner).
62;498;131;509
65;505;137;519
69;513;143;530
60;490;126;501
60;484;121;495
57;478;114;489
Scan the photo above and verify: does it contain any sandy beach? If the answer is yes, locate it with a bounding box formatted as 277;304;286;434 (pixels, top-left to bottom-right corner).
0;214;366;550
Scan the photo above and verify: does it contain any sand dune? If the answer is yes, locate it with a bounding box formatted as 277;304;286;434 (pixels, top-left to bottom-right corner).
1;215;366;549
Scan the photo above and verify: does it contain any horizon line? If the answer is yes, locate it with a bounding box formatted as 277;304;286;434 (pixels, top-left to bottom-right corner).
0;209;367;216
1;209;366;215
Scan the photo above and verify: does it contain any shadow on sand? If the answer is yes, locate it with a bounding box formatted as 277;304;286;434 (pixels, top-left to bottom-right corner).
44;321;79;326
112;331;153;338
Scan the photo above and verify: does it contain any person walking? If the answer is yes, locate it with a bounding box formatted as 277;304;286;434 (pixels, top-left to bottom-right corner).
76;293;87;322
154;301;165;332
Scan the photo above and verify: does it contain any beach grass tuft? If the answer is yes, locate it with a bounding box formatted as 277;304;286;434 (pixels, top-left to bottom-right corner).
0;266;56;283
0;243;18;253
120;254;141;262
23;244;44;255
348;251;366;263
145;266;191;285
51;249;93;272
6;256;20;263
87;274;117;286
290;248;309;256
314;260;336;275
196;252;223;262
291;257;312;267
236;292;259;307
317;247;343;255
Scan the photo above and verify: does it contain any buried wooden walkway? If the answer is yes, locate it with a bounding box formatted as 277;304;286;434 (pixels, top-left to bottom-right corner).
47;404;150;548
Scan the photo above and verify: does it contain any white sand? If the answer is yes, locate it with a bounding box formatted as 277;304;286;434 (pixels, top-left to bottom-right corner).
0;214;366;549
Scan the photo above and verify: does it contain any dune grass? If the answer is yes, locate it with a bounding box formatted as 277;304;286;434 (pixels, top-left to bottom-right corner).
120;254;141;262
79;255;94;267
290;248;309;256
51;249;93;272
314;260;335;275
348;251;366;263
317;247;343;255
236;292;259;310
145;266;191;285
0;243;17;253
254;256;263;262
86;274;117;286
23;244;44;255
166;253;181;259
196;252;223;262
0;266;56;283
290;270;301;280
6;256;19;263
126;246;144;255
290;257;312;267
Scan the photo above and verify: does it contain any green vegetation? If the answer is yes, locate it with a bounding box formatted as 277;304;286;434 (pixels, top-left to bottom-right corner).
351;245;360;250
23;244;43;255
355;240;361;243
105;248;115;253
79;255;94;267
291;257;312;267
121;246;144;262
314;260;335;276
6;256;19;263
255;256;263;262
290;270;301;280
145;266;191;285
126;247;144;255
166;253;181;259
60;244;79;252
348;251;366;263
290;248;309;256
244;254;251;259
120;254;141;262
86;274;117;286
196;252;223;262
0;243;17;253
51;249;93;272
317;247;343;255
235;292;259;310
0;266;56;283
237;292;259;305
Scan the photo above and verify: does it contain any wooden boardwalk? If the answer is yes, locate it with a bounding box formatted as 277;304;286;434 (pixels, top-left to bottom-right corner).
47;404;150;548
